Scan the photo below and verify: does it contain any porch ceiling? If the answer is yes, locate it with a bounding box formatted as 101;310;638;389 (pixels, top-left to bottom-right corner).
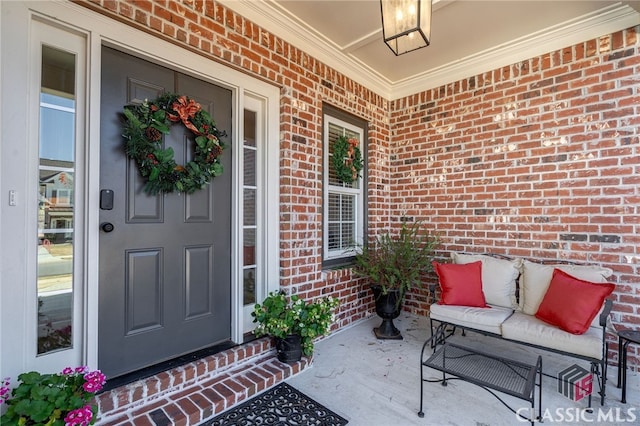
220;0;640;99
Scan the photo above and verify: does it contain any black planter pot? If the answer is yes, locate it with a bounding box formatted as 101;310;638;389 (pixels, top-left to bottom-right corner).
371;285;403;340
275;334;303;363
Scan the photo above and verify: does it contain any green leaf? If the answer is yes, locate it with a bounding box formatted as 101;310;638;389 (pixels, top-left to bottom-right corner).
152;110;166;121
195;136;207;148
212;163;223;176
123;108;138;124
153;122;170;134
199;109;213;122
149;167;160;182
155;147;174;163
16;399;52;422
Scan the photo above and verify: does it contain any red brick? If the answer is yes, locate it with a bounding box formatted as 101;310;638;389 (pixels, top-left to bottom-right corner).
188;392;215;419
131;398;168;417
161;403;188;426
130;415;153;426
175;397;202;425
96;392;115;412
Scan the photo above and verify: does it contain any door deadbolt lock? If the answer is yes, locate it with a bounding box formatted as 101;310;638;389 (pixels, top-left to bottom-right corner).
101;222;115;233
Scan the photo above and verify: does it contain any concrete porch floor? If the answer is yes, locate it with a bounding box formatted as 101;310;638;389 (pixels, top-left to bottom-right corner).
287;314;640;426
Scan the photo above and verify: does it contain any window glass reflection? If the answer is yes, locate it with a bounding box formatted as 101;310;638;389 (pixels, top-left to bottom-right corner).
37;46;76;355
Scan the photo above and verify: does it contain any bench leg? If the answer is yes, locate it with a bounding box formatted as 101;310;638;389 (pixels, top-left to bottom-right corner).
536;357;542;425
588;360;607;408
590;359;607;406
418;330;433;418
600;358;607;406
617;335;623;388
418;360;425;418
587;363;594;410
429;318;436;348
429;320;448;350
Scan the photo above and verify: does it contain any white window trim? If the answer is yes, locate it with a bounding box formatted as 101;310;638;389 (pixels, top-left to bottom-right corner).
323;115;365;261
27;18;88;373
241;94;279;333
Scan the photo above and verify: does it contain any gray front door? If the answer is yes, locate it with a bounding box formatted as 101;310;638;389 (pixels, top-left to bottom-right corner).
98;47;232;378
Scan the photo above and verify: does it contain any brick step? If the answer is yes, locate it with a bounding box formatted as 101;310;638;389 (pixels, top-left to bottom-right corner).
95;337;311;425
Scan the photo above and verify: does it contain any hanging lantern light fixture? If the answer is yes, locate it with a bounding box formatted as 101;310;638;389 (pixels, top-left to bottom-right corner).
380;0;432;55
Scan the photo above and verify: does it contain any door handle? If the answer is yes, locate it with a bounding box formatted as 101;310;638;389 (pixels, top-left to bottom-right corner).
101;222;115;233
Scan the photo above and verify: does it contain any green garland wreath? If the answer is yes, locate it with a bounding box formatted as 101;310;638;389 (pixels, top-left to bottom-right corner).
332;135;363;183
122;93;226;195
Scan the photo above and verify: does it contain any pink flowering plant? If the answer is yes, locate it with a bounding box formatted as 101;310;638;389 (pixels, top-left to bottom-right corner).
0;366;106;426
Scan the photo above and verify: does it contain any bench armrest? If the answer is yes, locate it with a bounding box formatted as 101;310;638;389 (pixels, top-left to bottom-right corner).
599;298;613;327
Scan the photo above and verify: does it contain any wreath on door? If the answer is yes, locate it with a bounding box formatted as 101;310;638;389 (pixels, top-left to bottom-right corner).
332;136;363;183
122;93;226;195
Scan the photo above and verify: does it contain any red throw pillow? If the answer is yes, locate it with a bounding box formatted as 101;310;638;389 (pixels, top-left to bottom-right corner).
535;268;615;334
433;260;488;307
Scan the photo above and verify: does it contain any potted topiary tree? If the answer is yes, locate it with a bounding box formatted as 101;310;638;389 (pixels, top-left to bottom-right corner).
353;220;439;340
252;291;339;363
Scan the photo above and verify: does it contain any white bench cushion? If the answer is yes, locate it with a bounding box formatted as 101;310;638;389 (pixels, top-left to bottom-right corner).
501;311;603;360
452;253;522;309
430;304;513;335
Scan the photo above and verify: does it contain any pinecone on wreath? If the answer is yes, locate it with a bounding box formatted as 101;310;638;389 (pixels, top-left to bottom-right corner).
145;127;162;142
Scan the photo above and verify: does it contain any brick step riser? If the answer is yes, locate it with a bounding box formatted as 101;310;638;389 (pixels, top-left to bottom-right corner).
95;337;311;425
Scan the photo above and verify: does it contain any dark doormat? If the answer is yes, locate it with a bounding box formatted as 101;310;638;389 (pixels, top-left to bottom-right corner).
200;382;349;425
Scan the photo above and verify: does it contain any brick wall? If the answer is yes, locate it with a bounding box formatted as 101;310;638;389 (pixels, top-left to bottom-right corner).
80;1;640;366
79;0;384;329
391;27;640;364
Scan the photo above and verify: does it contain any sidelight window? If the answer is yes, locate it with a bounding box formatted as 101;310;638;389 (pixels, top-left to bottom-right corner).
37;46;77;355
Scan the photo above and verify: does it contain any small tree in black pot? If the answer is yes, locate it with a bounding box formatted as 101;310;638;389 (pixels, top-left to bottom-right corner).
353;220;439;339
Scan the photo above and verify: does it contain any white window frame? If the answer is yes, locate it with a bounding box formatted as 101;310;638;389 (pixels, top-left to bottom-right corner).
28;19;88;372
240;94;278;333
323;113;365;263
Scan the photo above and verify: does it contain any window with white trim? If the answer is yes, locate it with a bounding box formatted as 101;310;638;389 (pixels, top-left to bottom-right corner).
323;106;366;266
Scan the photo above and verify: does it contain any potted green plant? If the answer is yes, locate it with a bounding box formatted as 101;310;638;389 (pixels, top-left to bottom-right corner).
252;291;339;363
0;366;106;426
353;220;439;340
